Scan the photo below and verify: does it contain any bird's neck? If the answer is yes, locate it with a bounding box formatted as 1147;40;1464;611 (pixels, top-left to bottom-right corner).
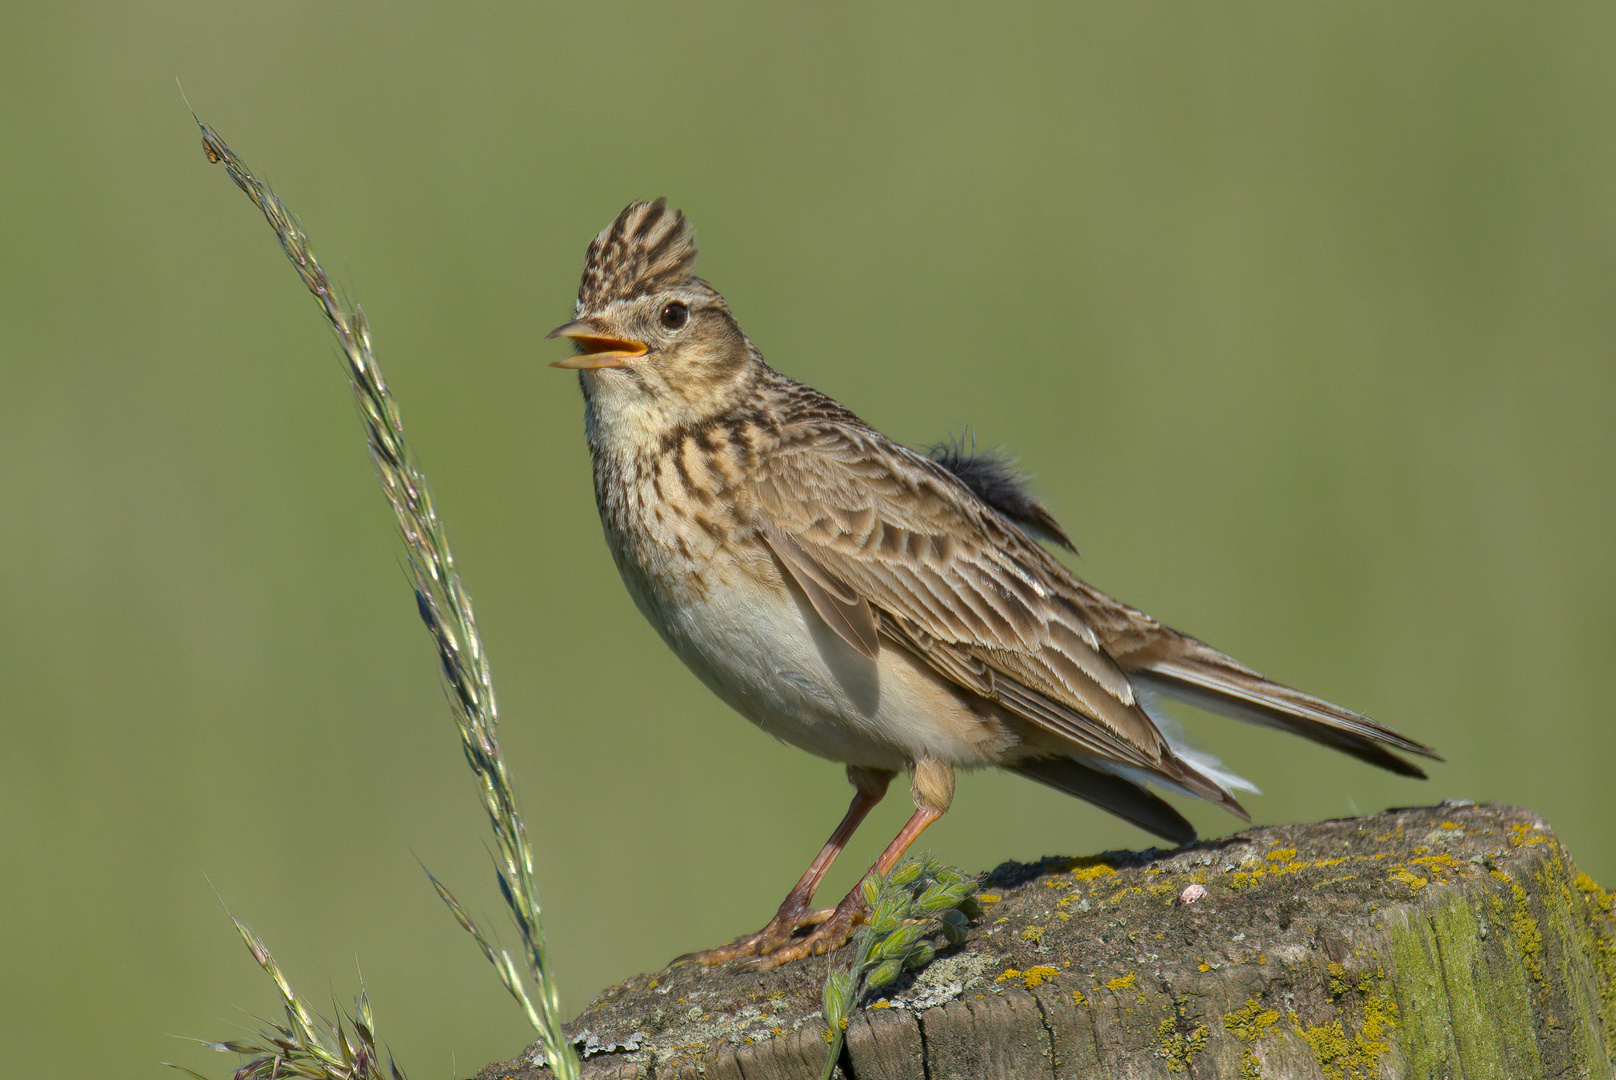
580;359;778;465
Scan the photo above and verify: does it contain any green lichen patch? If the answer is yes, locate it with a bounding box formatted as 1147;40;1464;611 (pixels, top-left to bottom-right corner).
1511;880;1545;983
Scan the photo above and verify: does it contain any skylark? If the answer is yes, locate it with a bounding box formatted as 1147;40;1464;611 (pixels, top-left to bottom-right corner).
549;199;1438;969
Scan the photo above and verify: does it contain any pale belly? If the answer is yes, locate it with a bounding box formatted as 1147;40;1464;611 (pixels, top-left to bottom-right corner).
621;558;1016;772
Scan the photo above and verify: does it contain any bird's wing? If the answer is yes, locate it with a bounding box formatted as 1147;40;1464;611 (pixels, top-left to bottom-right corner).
1009;756;1196;844
750;418;1239;809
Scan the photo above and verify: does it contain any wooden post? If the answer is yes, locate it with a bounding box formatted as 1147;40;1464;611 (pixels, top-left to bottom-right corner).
476;803;1616;1079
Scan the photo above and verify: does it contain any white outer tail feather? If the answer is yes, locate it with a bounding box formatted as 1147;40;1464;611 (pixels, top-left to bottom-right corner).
1082;684;1261;803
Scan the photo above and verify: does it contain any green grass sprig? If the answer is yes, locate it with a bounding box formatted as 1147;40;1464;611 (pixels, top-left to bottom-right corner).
818;856;980;1080
193;116;579;1079
168;917;403;1080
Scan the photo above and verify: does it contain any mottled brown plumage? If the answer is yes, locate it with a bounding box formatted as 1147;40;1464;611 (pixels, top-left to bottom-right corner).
548;199;1439;968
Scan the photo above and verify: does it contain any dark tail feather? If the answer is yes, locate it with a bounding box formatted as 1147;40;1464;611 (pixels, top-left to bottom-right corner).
1011;757;1197;845
1132;657;1441;780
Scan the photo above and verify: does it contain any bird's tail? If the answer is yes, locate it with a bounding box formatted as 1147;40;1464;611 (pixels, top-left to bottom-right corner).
1123;636;1441;779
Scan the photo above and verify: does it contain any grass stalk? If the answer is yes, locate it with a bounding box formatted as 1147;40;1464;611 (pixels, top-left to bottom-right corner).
817;855;980;1080
192;116;580;1078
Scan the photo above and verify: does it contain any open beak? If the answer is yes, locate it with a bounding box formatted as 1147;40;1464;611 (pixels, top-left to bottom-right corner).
547;320;649;369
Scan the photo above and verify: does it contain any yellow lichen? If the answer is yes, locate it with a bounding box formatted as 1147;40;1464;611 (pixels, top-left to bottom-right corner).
995;967;1023;984
1021;965;1058;989
1072;987;1089;1006
1387;865;1427;890
1440;820;1463;830
1289;997;1398;1080
1327;962;1348;998
1266;848;1298;863
1575;872;1611;903
1157;1016;1209;1072
1066;853;1118;879
1021;924;1046;944
1360;994;1397;1042
1106;971;1137;991
1224;998;1281;1042
1510;822;1547;847
1228;870;1256;890
1410;852;1463;879
978;893;1000;904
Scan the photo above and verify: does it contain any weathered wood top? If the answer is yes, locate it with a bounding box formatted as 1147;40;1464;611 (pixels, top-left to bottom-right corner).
478;803;1616;1079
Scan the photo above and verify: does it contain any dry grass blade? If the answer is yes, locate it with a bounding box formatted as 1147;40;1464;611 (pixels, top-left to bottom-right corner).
192;115;579;1078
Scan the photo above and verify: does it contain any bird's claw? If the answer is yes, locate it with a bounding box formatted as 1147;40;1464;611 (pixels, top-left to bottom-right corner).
671;897;858;968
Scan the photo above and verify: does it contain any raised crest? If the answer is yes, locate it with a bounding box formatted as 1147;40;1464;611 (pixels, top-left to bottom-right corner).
576;198;699;315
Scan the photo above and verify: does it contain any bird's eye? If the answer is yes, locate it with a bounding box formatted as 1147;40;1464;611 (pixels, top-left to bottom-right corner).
660;301;689;331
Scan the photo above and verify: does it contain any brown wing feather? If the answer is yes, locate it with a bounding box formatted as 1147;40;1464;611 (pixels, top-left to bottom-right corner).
759;523;880;660
1010;757;1196;844
751;416;1236;804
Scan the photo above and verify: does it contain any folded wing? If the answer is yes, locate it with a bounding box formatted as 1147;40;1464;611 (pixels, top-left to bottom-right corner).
751;417;1247;820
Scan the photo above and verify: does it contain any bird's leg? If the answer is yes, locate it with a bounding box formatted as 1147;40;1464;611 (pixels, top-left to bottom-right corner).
675;767;892;966
738;759;954;971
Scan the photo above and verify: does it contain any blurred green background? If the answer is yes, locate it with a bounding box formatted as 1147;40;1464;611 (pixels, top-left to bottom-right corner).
2;3;1613;1077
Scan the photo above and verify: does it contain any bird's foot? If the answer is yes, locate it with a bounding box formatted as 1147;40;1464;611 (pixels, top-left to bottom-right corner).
672;895;839;967
733;901;862;972
673;888;868;971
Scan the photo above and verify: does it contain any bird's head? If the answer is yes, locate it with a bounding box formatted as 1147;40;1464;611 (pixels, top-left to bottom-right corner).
549;200;756;428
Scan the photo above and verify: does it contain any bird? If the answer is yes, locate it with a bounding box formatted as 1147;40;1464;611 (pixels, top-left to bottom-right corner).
547;198;1439;970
